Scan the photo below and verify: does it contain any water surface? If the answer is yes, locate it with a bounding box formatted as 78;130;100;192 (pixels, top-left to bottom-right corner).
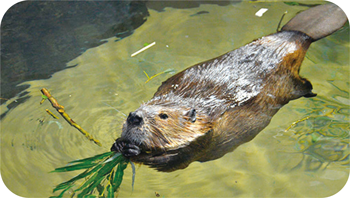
1;1;349;197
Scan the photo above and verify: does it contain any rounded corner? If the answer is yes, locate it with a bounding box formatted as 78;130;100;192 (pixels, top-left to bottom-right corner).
0;172;25;198
1;0;28;25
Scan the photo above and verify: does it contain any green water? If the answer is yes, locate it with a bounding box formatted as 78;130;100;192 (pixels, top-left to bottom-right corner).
1;1;349;197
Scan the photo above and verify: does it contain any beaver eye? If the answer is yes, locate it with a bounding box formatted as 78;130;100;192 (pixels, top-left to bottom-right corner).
188;109;196;123
159;113;168;120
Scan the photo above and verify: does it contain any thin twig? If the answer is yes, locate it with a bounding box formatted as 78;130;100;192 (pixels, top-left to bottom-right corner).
277;11;288;32
131;42;156;57
41;88;102;146
284;116;310;132
144;70;166;84
143;69;175;84
46;109;59;119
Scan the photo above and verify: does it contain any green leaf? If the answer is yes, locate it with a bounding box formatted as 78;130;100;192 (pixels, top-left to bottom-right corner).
53;164;103;193
77;176;105;197
78;195;96;198
103;153;121;164
52;152;114;173
73;169;100;192
51;184;74;198
69;151;114;164
52;163;97;172
96;183;104;195
74;156;122;193
42;95;48;99
107;185;114;198
113;160;128;192
164;68;176;74
53;181;72;193
51;152;129;197
97;156;124;178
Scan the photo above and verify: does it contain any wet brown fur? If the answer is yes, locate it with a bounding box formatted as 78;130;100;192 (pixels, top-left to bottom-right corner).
119;32;316;172
112;4;347;172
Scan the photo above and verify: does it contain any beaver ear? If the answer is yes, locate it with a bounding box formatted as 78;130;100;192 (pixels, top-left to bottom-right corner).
186;108;196;123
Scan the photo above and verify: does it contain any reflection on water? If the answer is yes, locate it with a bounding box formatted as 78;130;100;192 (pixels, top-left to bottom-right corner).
276;96;349;171
1;1;349;197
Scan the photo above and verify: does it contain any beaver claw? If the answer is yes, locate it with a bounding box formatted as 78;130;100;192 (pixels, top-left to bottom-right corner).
122;144;141;157
111;138;141;157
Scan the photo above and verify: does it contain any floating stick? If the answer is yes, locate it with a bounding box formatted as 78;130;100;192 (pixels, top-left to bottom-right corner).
45;109;59;119
131;41;156;57
255;8;268;17
277;11;288;32
143;69;175;84
284;116;310;132
40;88;102;146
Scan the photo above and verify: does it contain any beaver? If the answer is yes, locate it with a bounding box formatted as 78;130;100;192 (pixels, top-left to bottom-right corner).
111;3;347;172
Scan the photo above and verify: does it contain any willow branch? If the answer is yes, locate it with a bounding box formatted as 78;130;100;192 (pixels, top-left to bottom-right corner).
41;88;102;146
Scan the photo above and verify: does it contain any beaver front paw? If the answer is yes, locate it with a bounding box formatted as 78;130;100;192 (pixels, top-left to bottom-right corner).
111;138;141;157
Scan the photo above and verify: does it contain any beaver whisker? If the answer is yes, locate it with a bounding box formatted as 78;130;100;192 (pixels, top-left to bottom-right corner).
102;102;127;117
151;126;171;145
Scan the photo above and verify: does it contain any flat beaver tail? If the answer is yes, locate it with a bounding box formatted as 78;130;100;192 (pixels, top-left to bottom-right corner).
281;3;348;41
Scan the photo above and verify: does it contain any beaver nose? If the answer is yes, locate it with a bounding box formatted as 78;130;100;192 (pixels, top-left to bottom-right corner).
127;112;143;125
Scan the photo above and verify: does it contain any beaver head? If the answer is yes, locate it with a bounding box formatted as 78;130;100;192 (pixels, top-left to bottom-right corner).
123;105;211;150
111;96;214;171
